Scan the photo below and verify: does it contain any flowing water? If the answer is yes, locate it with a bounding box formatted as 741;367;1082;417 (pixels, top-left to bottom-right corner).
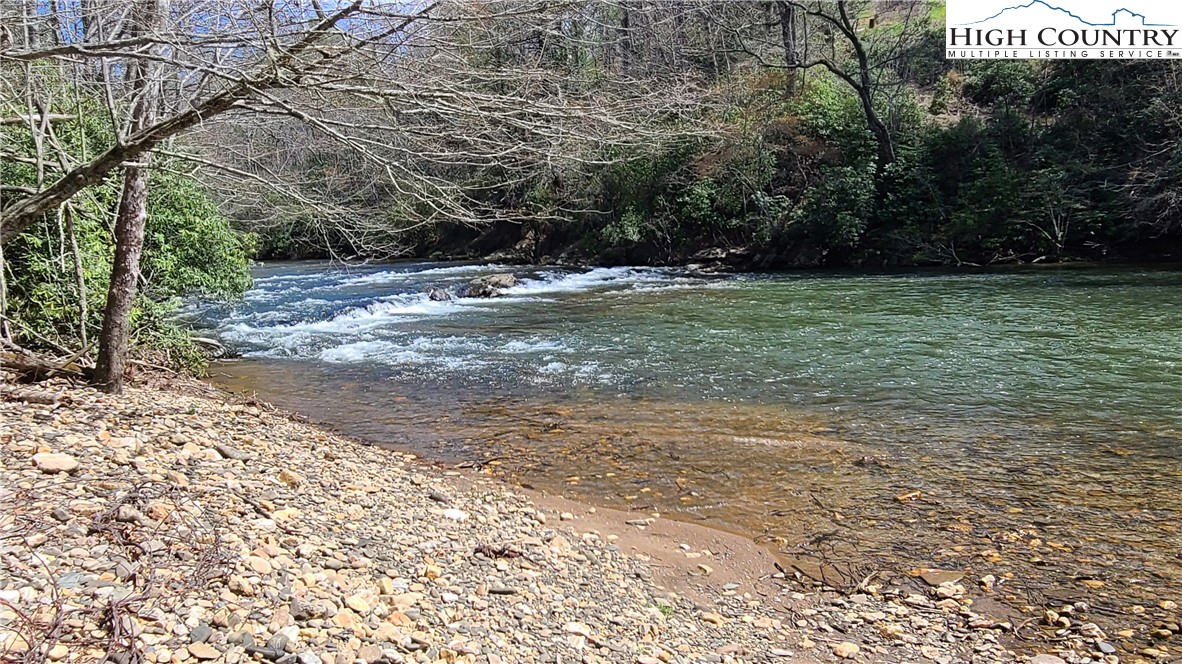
196;261;1182;637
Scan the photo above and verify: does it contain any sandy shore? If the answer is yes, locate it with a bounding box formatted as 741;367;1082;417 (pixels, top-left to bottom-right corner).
0;378;1128;663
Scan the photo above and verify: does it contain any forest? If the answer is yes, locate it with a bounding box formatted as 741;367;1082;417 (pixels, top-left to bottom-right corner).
2;1;1182;386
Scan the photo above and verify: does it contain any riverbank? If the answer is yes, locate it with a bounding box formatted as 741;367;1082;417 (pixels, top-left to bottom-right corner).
0;376;1156;664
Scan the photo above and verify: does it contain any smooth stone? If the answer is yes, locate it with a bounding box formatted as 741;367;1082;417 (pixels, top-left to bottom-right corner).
246;555;273;575
834;642;860;659
189;624;214;644
214;443;250;460
357;644;382;662
344;594;371;614
33;452;80;474
266;633;290;652
187;643;221;660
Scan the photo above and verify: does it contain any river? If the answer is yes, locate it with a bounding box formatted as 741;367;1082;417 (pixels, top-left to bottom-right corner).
196;261;1182;639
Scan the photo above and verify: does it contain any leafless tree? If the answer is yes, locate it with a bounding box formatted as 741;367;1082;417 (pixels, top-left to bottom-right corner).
93;0;162;393
1;0;705;391
716;0;933;173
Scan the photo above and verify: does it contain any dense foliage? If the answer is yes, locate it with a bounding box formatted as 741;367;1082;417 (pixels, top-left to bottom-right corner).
1;114;252;365
294;13;1178;268
478;55;1182;268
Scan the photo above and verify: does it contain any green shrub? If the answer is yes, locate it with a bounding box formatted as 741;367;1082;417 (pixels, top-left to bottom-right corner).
2;112;252;369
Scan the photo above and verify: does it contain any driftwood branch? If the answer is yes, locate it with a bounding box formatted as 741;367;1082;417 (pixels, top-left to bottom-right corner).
0;113;75;125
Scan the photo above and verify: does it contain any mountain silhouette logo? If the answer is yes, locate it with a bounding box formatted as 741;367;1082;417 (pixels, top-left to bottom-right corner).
964;0;1172;26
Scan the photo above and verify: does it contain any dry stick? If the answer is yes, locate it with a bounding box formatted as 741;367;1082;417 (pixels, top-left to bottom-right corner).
55;202;67;271
129;358;176;374
63;204;88;349
40;101;92;351
21;5;46;194
0;55;13;326
0;240;8;342
0;112;74;125
24;113;91;356
0;313;72;356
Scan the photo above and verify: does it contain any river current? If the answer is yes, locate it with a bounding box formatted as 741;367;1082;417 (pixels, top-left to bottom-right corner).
197;261;1182;634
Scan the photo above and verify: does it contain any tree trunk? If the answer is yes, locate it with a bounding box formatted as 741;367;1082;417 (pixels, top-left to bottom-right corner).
92;0;159;394
776;2;798;67
776;1;799;93
838;1;895;173
91;158;150;393
858;85;895;172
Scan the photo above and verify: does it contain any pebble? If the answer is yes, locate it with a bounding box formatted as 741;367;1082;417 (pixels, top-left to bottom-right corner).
32;452;79;474
246;555;273;575
214;443;250;460
0;379;1109;664
564;622;592;637
344;594;371;614
189;624;214;644
187;643;220;660
834;641;860;658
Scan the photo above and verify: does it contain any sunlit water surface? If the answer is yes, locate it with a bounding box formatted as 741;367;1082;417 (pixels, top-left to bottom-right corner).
195;261;1182;629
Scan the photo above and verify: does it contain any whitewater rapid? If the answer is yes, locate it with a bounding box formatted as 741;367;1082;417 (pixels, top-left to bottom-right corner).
199;262;730;385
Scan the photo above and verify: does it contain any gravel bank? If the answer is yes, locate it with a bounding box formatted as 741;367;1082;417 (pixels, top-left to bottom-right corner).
0;380;1116;663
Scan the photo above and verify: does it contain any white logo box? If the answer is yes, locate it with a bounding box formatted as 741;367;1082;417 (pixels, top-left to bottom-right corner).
945;0;1182;59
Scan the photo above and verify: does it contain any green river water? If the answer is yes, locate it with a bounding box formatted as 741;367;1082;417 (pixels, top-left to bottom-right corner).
199;262;1182;646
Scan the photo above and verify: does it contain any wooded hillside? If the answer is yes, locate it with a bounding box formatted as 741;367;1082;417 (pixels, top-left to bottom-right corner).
3;1;1181;381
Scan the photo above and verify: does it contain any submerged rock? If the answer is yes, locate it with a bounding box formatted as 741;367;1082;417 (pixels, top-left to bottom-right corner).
920;569;965;587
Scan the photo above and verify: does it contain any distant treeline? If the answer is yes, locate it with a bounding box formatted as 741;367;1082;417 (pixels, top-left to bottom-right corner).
380;58;1182;269
246;7;1182;268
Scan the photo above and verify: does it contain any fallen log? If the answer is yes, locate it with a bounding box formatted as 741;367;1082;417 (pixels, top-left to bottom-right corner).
0;384;66;405
0;350;85;381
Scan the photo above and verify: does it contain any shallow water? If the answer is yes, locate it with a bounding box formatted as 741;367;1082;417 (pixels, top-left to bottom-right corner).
197;261;1182;629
